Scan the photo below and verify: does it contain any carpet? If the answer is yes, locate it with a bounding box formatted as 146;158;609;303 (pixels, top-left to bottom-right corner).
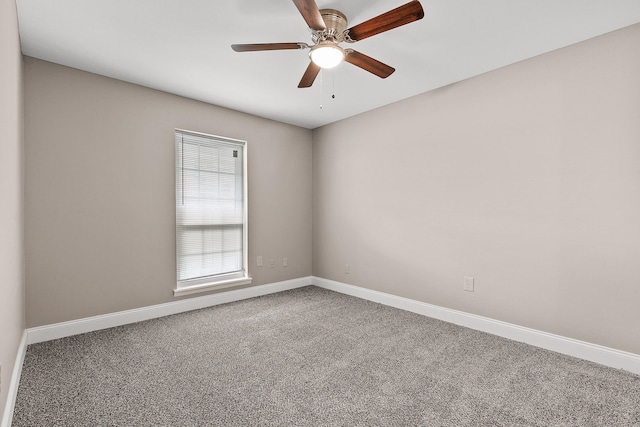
12;286;640;426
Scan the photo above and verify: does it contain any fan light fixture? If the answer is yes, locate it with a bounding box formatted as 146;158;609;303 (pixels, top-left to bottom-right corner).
310;42;345;68
231;1;425;88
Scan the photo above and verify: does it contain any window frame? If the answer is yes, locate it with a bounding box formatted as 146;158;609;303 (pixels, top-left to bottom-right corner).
173;128;251;297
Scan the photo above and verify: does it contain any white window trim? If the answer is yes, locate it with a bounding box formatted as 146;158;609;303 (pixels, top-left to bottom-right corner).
173;276;253;297
173;128;251;297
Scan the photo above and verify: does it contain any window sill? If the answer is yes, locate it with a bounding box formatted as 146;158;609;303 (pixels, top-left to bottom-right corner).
173;276;252;297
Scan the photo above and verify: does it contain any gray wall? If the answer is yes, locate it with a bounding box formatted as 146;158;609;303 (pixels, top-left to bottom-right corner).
313;24;640;355
24;58;313;327
0;0;25;420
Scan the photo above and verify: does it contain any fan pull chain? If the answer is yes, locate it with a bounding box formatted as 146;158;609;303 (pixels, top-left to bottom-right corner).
319;69;337;110
319;69;323;110
332;69;336;99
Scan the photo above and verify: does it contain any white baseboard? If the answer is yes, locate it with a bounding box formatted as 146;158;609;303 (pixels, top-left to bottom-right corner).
1;331;27;427
19;274;640;386
27;276;312;345
312;276;640;376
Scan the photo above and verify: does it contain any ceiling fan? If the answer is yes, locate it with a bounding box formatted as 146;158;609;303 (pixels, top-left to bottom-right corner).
231;0;424;88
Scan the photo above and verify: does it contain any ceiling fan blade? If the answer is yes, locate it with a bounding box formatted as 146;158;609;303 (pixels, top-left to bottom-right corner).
298;61;321;88
344;50;395;78
231;43;308;52
292;0;326;31
346;1;424;42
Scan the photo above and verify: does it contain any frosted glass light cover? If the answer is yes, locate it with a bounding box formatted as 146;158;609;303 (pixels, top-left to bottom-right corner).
310;44;345;69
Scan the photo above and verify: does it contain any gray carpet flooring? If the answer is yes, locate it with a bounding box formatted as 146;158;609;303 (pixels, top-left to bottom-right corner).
13;286;640;426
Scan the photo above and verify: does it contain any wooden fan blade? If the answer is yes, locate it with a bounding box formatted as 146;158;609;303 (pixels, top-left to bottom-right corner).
292;0;326;31
346;1;424;41
344;50;395;78
231;43;308;52
298;61;321;88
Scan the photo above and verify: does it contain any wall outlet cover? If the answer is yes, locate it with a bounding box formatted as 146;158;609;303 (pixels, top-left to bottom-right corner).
464;276;474;292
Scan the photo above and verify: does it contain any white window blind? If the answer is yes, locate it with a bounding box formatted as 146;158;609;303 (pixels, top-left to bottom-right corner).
175;130;248;289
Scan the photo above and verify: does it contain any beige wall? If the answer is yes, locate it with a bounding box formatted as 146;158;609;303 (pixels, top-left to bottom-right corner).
313;24;640;355
24;58;313;327
0;0;25;420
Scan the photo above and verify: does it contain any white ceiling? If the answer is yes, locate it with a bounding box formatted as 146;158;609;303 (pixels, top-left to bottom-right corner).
16;0;640;129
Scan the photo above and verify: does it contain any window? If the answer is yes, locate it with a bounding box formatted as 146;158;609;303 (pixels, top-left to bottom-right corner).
174;129;250;296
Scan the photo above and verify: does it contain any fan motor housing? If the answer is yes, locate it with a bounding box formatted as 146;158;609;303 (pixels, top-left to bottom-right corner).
319;9;348;35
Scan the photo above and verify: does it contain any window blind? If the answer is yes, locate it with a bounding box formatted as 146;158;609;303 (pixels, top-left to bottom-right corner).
175;130;246;286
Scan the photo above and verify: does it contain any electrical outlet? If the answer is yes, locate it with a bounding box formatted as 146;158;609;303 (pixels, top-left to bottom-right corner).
283;257;288;267
257;256;263;267
345;264;350;274
464;276;474;292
